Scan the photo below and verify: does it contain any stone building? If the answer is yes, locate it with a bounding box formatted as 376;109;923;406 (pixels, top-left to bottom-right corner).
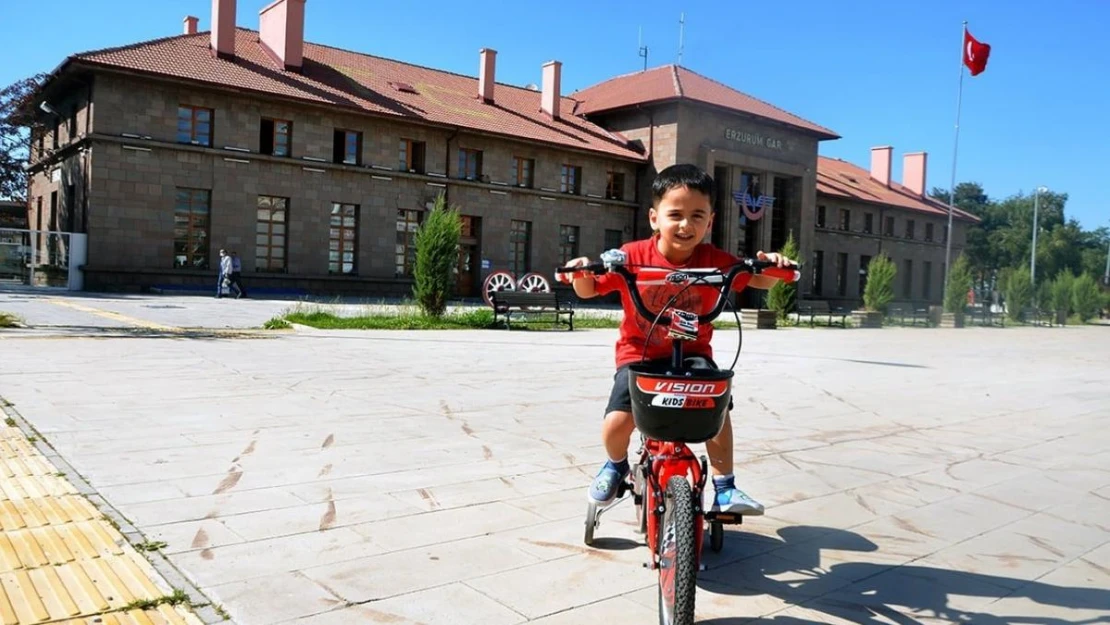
24;0;976;306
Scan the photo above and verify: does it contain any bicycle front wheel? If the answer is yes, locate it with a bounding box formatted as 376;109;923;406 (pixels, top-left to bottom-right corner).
657;475;697;625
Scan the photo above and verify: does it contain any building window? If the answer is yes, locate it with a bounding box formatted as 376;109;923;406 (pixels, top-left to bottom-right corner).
68;109;77;139
333;130;362;165
884;215;895;237
458;148;482;180
816;205;827;228
559;225;579;264
863;212;874;234
905;219;915;240
329;203;358;275
509;220;531;275
400;139;426;173
903;259;913;298
859;254;871;297
925;223;935;242
606;172;625;200
52;120;59;149
256;196;288;272
812;250;824;295
177;105;213;146
923;261;933;301
604;229;623;251
512;157;534;188
836;252;848;296
174;188;210;269
839;208;851;231
260;118;292;156
560;165;581;194
395;209;421;277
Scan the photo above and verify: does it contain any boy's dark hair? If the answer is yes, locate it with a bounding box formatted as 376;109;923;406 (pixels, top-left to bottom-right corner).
652;164;715;208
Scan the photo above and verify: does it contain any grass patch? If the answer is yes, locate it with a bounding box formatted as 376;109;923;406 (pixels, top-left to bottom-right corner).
3;417;14;428
286;307;499;330
121;589;191;611
0;312;21;328
263;317;292;330
135;540;168;552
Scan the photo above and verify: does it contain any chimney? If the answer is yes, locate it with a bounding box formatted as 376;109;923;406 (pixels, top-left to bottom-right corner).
869;146;892;187
903;152;927;196
478;48;497;104
210;0;236;60
541;61;561;120
260;0;307;71
184;16;199;35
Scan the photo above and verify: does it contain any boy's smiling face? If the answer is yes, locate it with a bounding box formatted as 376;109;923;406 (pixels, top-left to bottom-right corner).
649;185;714;263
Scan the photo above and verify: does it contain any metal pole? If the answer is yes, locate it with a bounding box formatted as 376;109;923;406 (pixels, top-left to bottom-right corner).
1031;188;1039;291
1104;233;1109;285
943;21;968;296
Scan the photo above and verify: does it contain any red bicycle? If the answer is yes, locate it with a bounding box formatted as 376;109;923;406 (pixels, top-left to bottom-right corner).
556;250;799;625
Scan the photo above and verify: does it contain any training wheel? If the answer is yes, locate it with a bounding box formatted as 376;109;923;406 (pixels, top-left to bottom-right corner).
482;270;516;307
584;502;599;546
710;520;724;552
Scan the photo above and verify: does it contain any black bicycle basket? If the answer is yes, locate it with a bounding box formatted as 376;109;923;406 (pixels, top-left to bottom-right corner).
627;362;733;443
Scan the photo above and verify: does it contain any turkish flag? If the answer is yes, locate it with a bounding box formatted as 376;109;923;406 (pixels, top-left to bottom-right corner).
964;29;991;76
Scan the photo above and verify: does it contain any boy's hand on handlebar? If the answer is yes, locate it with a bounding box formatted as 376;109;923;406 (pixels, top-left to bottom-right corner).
756;250;796;268
556;257;593;284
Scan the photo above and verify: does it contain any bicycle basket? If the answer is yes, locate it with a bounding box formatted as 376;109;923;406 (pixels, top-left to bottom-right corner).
627;363;733;443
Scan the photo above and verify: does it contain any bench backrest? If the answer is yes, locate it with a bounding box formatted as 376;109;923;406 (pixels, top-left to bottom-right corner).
492;290;560;308
798;300;830;312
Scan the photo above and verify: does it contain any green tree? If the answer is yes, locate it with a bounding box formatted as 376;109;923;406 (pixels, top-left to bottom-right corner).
1002;266;1033;322
862;254;896;313
1071;274;1102;322
765;230;798;321
1050;270;1075;316
412;193;462;318
0;73;47;201
943;254;973;313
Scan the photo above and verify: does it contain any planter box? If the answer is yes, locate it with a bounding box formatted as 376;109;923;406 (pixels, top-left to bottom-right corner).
740;308;778;329
1055;309;1067;326
31;267;68;288
852;310;882;328
940;312;965;328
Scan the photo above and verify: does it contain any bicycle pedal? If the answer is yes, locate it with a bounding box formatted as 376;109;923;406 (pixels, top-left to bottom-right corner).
705;512;744;525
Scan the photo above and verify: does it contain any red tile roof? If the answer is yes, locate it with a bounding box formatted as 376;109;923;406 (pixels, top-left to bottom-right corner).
571;65;839;140
817;156;980;223
67;29;645;161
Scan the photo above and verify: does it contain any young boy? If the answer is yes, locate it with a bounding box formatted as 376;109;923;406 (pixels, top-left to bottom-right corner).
557;163;796;514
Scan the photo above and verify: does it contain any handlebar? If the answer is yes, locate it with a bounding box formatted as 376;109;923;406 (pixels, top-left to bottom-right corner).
555;251;800;327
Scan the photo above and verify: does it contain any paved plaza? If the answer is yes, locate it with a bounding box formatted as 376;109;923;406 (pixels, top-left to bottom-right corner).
1;289;1108;624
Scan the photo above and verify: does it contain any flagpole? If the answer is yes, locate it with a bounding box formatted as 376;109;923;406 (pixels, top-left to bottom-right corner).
943;21;967;296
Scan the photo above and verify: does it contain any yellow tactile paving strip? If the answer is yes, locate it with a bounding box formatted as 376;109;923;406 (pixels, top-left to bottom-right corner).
0;424;205;625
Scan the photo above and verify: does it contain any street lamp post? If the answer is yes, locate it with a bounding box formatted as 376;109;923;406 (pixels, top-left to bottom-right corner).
1104;230;1109;286
1031;186;1047;293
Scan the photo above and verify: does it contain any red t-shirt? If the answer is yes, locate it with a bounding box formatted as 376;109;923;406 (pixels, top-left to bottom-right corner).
594;236;751;369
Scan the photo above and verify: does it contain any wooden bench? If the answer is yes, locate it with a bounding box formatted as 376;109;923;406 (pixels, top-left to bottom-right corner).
794;300;848;327
888;303;930;327
490;290;575;330
967;305;1003;327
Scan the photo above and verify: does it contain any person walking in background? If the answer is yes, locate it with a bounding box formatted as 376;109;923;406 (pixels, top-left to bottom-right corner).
229;251;247;299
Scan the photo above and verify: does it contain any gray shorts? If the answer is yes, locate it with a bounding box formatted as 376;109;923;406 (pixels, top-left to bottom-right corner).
604;355;735;416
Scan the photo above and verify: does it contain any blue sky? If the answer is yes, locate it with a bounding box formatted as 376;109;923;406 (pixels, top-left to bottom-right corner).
2;0;1107;230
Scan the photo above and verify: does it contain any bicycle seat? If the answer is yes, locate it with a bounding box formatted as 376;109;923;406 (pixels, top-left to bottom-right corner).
627;362;733;443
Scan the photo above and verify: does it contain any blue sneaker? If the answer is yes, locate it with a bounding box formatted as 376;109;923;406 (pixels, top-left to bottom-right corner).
712;475;764;515
587;459;629;506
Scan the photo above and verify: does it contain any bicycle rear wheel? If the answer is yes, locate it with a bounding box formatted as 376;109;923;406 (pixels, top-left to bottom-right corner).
657;476;697;625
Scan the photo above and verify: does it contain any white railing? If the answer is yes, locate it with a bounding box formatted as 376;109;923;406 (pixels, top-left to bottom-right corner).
0;228;87;290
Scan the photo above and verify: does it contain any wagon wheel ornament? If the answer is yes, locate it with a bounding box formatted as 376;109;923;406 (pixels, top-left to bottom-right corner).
516;273;551;293
516;273;552;311
482;270;516;307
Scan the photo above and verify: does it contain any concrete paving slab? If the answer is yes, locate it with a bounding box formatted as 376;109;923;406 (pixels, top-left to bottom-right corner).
1;291;1108;624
